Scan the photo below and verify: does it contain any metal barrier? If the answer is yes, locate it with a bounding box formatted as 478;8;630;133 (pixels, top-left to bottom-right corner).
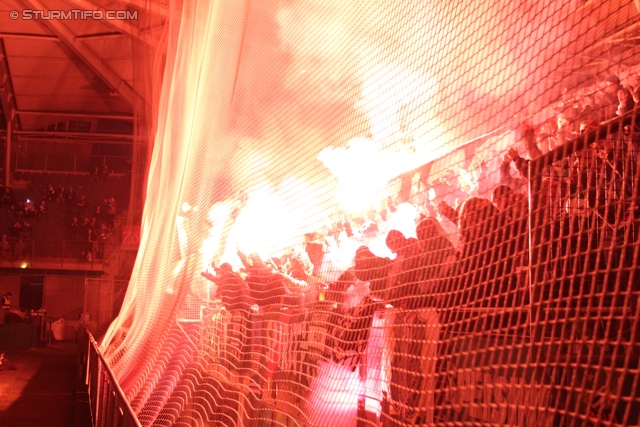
0;237;99;268
86;332;141;427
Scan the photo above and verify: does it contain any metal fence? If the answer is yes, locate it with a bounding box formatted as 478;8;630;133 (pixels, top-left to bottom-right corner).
188;116;640;426
86;332;141;427
0;237;99;268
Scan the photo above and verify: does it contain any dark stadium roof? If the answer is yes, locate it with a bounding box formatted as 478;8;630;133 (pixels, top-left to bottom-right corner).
0;0;168;133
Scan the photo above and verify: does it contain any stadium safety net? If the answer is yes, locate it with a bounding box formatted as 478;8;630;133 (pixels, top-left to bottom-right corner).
100;0;640;425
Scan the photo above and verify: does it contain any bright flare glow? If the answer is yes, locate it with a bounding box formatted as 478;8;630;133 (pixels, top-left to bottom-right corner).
221;185;301;264
318;58;450;214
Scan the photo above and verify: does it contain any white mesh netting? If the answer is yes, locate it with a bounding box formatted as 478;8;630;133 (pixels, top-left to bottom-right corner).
101;0;640;425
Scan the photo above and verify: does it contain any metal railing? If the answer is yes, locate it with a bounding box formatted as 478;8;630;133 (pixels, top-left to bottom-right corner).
15;152;131;175
86;332;141;427
0;237;101;268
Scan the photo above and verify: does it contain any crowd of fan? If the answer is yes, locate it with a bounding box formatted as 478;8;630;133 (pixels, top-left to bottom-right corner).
202;74;639;328
0;167;120;261
192;74;638;424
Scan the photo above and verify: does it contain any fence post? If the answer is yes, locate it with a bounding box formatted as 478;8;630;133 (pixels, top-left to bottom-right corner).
109;281;114;330
86;334;141;427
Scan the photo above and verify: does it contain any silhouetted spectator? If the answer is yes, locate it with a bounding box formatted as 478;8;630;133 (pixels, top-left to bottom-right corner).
69;216;80;239
13;238;24;260
16;201;25;220
491;184;513;212
617;87;634;116
11;221;22;238
602;75;634;121
76;195;87;217
87;228;96;258
577;94;601;126
204;263;254;312
90;217;98;231
325;270;355;305
502;148;529;186
22;221;32;239
80;217;91;236
7;204;16;220
96;224;108;259
414;218;457;303
24;200;36;219
437;200;459;225
56;186;66;203
100;164;110;181
384;229;421;307
37;200;47;220
440;197;520;332
107;197;117;228
90;165;100;181
44;185;56;202
94;205;104;222
1;235;10;259
353;246;392;298
67;187;76;203
0;187;12;206
238;250;288;307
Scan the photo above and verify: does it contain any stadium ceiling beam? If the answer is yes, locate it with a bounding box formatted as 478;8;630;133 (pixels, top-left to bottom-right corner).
16;110;133;120
18;0;137;109
579;21;640;61
0;40;18;126
61;0;153;44
12;129;134;139
0;32;59;41
114;0;169;17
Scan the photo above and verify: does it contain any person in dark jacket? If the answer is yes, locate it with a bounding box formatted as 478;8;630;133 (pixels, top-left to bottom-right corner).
353;246;392;298
238;251;289;308
602;74;634;121
207;263;254;312
202;263;254;370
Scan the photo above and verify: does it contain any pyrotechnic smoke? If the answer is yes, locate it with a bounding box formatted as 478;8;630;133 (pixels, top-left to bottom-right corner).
271;0;581;215
201;0;583;263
